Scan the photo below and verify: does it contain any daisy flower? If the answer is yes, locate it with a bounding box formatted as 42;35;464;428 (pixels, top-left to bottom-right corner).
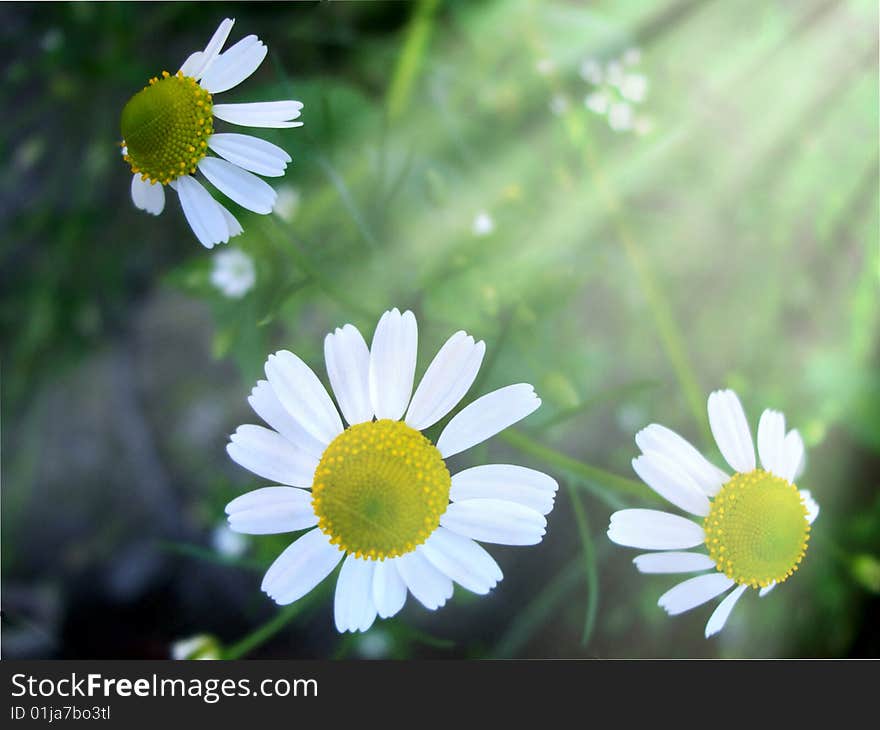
121;18;303;248
225;308;557;633
608;389;819;638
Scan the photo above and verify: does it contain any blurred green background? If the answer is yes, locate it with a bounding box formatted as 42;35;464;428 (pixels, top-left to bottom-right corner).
2;0;878;659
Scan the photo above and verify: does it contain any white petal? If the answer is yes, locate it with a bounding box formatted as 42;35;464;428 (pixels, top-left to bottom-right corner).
175;175;229;248
247;380;326;460
368;308;418;421
216;198;243;238
208;133;291;178
440;499;546;545
757;409;786;477
633;551;716;574
198;157;277;214
631;452;711;516
607;509;705;550
705;584;747;637
261;528;342;605
759;581;776;597
635;424;728;496
800;490;819;524
658;573;735;615
334;555;377;633
179;18;235;80
226;424;319;488
372;560;407;619
394;551;453;610
782;430;806;483
324;324;373;426
437;383;541;459
212;100;304;128
419;527;503;595
200;34;267;94
450;464;558;515
405;331;486;430
225;486;317;534
264;350;344;446
130;174;165;215
708;390;756;473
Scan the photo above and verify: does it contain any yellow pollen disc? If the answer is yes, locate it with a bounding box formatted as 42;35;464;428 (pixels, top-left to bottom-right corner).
703;469;811;589
311;419;451;561
120;71;213;185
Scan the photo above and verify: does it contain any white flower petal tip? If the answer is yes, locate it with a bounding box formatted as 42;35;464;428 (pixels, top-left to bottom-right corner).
632;551;715;574
631;453;710;517
440;499;546;545
208;134;292;178
405;330;486;431
757;409;786;477
264;350;344;446
635;423;728;496
437;383;541;459
708;389;756;473
704;584;747;638
450;464;558;515
212;100;304;128
179;18;235;80
419;527;503;595
226;424;319;488
334;556;378;634
175;175;230;249
800;490;820;525
607;509;704;550
261;529;343;605
368;308;418;421
200;34;268;94
324;324;373;426
657;573;735;616
198;157;277;214
225;486;317;535
394;552;453;611
783;430;806;482
372;561;407;619
131;174;165;215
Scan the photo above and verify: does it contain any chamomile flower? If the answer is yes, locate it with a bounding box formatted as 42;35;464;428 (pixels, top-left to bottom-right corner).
608;389;819;638
121;18;303;248
225;308;557;633
210;247;255;299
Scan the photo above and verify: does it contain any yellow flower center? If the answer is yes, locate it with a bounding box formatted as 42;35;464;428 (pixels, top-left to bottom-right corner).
120;70;213;185
704;469;811;588
311;419;451;561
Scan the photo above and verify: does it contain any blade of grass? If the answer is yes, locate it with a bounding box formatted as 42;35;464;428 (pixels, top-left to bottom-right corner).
566;485;599;645
387;0;441;121
492;559;581;658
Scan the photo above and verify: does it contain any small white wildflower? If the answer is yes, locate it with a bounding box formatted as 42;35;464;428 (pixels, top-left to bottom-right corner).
608;102;634;132
472;211;495;237
605;60;625;87
212;523;248;558
620;74;648;103
171;634;220;660
585;91;610;115
579;58;603;85
210;248;256;299
273;184;301;223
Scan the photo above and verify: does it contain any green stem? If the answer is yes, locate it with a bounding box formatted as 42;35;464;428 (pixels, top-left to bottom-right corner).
222;603;306;660
500;429;655;502
567;485;599;645
387;0;440;121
